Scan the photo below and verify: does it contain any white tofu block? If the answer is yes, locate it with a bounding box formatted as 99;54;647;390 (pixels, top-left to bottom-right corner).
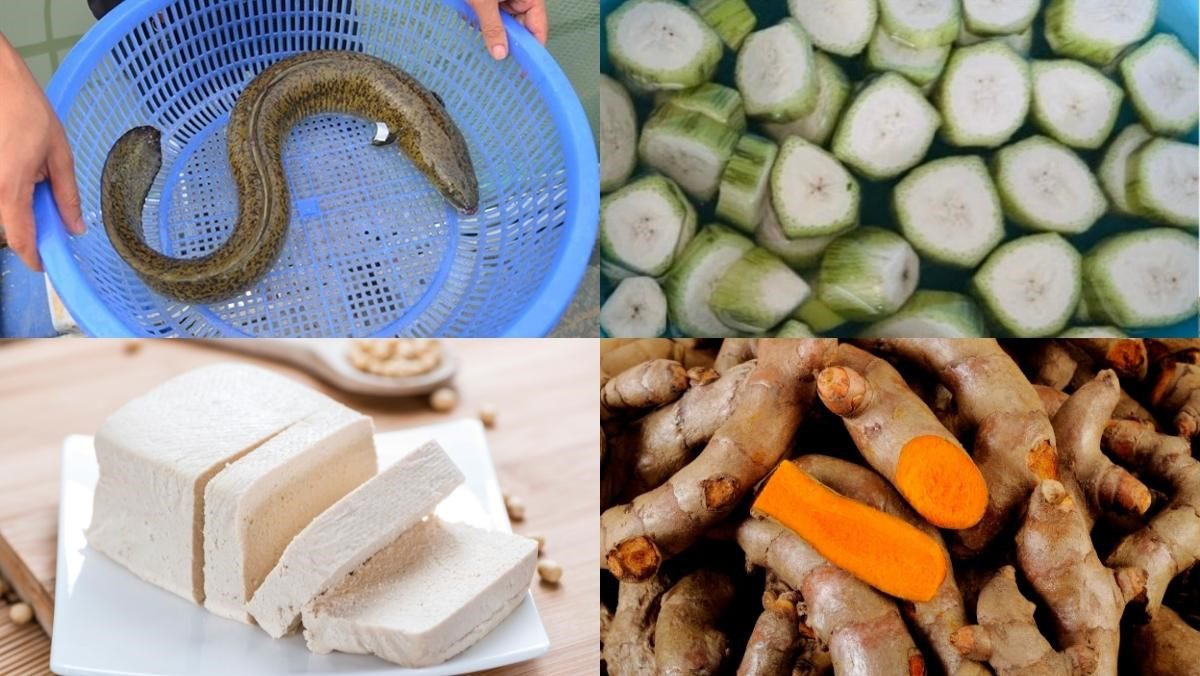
203;406;377;623
247;440;463;637
88;363;348;604
302;518;537;667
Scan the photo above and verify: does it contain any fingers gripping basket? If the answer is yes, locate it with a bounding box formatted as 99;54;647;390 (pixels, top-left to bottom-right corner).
36;0;597;336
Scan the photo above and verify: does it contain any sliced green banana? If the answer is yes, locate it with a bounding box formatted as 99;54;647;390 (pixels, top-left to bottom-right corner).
866;26;951;86
1127;138;1200;229
774;319;817;337
992;135;1107;234
660;83;748;133
859;290;986;338
662;224;755;337
761;52;851;148
689;0;757;50
607;0;723;91
1097;123;1152;216
711;247;811;333
962;0;1038;35
832;73;941;180
818;227;919;322
957;24;1034;54
937;41;1030;148
600;277;669;337
1083;228;1199;328
717;134;779;234
772;137;860;239
639;105;739;202
1044;0;1156;66
600;75;638;194
971;233;1081;337
792;287;848;333
787;0;877;57
1120;33;1200;136
600;175;697;279
736;18;818;122
754;205;837;270
1030;59;1123;150
877;0;959;48
893;156;1004;268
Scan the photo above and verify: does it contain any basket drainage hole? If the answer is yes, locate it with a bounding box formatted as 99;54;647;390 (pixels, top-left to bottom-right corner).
296;197;321;218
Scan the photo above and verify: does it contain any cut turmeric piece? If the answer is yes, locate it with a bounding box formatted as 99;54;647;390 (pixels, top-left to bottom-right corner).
752;460;947;603
817;344;988;529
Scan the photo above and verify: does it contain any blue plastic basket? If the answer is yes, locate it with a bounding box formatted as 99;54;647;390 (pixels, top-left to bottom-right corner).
36;0;598;337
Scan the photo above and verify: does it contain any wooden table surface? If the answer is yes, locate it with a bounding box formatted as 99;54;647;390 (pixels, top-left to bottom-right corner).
0;338;600;676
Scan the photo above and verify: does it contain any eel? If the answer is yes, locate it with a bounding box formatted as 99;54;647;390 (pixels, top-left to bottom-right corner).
101;50;478;303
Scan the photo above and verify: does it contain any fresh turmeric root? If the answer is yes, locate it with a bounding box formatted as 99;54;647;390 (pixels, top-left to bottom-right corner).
1051;370;1152;520
601;339;835;582
1103;419;1200;616
601;359;689;421
816;344;988;529
736;518;925;676
861;338;1058;556
1024;340;1082;390
951;566;1096;676
715;338;758;374
1066;339;1149;382
603;575;669;676
1016;480;1147;676
615;361;755;499
655;569;735;676
1124;605;1200;676
752;459;947;602
792;455;987;676
1149;359;1200;439
737;576;804;676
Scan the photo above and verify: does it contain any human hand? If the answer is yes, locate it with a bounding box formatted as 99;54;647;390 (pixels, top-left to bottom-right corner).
467;0;548;61
0;35;84;272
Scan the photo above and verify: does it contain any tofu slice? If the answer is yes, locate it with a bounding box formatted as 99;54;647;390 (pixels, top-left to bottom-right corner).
88;363;341;604
302;518;537;667
247;440;464;637
203;406;377;623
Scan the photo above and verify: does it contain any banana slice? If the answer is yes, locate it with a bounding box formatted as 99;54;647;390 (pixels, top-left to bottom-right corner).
711;247;811;333
992;135;1107;234
639;105;739;202
971;233;1081;337
893;156;1004;268
833;73;941;180
1030;59;1123;150
1097;124;1152;215
877;0;959;48
1127;138;1200;229
600;175;697;279
717;134;779;233
600;277;669;337
1120;33;1200;136
818;227;920;322
962;0;1038;35
859;290;986;338
937;41;1030;148
787;0;877;56
1044;0;1156;66
663;224;755;337
754;205;837;270
600;75;638;194
736;19;818;122
607;0;723;91
689;0;756;50
866;26;951;86
1083;228;1199;328
772;137;860;238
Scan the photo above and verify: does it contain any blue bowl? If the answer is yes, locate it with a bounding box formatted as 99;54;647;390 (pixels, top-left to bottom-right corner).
601;0;1199;337
38;0;598;337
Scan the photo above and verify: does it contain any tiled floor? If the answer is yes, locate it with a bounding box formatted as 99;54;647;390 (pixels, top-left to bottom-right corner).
0;0;598;337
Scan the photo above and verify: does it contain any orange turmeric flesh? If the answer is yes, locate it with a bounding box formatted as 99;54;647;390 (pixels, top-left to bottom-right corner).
752;461;947;603
895;435;989;530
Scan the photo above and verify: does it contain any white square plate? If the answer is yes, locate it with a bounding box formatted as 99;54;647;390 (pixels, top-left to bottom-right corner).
51;419;549;676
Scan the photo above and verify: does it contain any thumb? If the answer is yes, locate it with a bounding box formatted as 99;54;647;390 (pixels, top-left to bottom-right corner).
469;0;509;60
46;128;85;235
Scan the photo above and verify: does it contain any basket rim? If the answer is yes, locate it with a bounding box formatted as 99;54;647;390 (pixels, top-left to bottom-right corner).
36;0;598;338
